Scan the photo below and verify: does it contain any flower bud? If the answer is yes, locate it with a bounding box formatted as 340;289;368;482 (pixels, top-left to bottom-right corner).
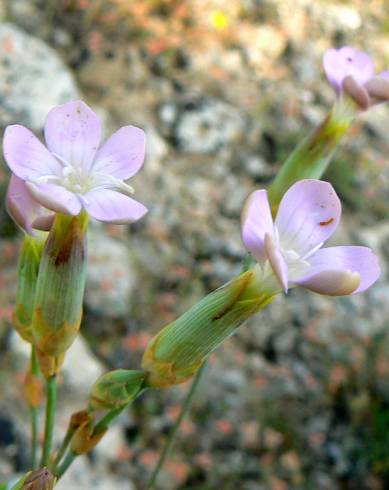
142;267;276;387
31;212;88;375
89;369;146;411
70;412;106;455
11;468;55;490
13;235;45;343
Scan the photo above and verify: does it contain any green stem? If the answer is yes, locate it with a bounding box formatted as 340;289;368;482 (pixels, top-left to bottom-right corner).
51;423;77;471
93;407;124;436
30;406;39;470
146;363;207;490
56;451;76;479
41;375;57;467
30;346;40;469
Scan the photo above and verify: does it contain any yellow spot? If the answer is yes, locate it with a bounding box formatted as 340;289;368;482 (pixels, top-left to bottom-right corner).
211;11;229;31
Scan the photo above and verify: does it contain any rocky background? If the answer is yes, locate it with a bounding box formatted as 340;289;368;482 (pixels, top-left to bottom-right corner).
0;1;388;489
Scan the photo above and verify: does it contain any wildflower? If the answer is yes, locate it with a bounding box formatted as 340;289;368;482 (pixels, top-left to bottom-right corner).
242;179;380;296
3;100;147;224
6;174;54;235
323;46;389;109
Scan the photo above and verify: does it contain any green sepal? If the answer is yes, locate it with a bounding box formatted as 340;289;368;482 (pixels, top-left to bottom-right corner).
13;234;46;343
89;369;146;411
142;266;278;387
32;212;88;358
267;105;352;208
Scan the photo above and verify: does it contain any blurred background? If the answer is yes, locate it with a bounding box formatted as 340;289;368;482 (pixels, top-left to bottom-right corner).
0;1;388;489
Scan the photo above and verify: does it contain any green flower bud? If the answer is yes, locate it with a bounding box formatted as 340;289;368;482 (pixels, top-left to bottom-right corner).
268;106;351;208
11;468;55;490
89;369;146;411
31;212;88;374
142;267;277;387
13;235;45;343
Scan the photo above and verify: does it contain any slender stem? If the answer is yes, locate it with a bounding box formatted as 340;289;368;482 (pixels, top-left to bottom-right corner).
41;376;57;467
146;363;207;490
93;407;124;436
30;407;39;469
30;347;40;469
51;424;77;471
56;451;76;479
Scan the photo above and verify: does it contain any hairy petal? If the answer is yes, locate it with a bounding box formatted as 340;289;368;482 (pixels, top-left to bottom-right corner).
6;174;54;234
276;180;341;257
80;189;148;224
44;100;102;171
3;125;61;180
92;126;146;179
241;190;274;262
26;182;82;215
293;246;380;295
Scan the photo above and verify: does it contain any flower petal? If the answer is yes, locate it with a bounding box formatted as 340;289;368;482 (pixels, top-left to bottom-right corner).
3;125;61;180
264;233;288;293
26;182;82;215
44;100;102;171
275;180;341;257
241;190;274;262
80;189;148;224
323;46;374;92
293;246;380;295
92;126;146;179
6;174;54;235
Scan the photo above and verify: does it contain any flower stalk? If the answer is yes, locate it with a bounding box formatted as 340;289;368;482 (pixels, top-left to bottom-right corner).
41;376;57;468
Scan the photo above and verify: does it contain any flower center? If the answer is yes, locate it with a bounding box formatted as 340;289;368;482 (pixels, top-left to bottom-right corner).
31;153;135;197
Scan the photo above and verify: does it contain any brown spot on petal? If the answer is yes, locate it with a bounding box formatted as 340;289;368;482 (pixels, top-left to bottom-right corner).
319;218;334;226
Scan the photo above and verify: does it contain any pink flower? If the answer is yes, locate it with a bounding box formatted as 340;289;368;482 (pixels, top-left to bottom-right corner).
241;180;380;296
3;100;148;232
323;46;389;109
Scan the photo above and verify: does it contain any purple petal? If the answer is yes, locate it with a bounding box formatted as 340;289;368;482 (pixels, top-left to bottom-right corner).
241;190;274;262
26;182;82;215
264;233;288;293
323;46;374;92
80;190;148;224
378;70;389;80
275;180;341;257
92;126;146;179
3;125;61;180
6;174;54;235
44;100;102;171
293;246;380;295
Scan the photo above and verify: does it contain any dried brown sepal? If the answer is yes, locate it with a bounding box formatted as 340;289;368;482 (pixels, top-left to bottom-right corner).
24;371;44;408
21;468;55;490
36;349;65;379
70;416;107;455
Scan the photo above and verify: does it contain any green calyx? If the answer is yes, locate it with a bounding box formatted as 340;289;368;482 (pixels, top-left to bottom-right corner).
267;106;352;208
32;212;89;360
13;234;46;343
89;369;146;411
142;266;278;388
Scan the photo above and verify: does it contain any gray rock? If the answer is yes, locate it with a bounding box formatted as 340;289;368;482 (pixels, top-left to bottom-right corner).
160;97;247;154
0;23;79;130
86;229;138;318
